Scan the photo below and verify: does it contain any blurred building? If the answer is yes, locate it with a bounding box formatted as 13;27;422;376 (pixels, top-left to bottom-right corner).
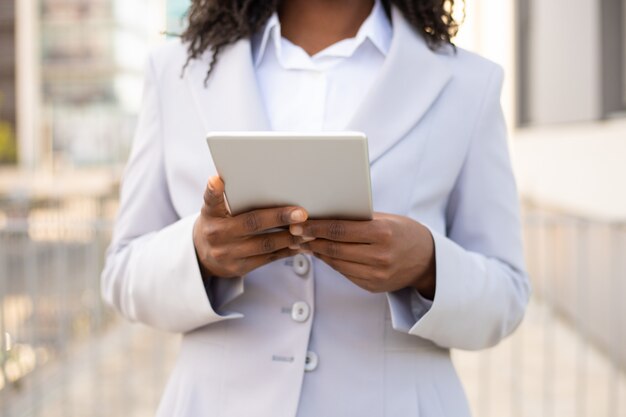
457;0;626;221
0;0;17;164
511;0;626;223
15;0;163;170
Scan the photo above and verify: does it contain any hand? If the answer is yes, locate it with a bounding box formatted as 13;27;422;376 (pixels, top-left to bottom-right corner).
290;213;436;299
193;176;313;278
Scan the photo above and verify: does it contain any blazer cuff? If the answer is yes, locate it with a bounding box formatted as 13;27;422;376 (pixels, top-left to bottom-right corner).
406;228;467;337
405;227;485;343
204;275;245;311
130;213;243;333
386;288;434;333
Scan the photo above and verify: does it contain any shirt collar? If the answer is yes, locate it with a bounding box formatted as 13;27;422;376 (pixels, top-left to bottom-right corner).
252;0;392;68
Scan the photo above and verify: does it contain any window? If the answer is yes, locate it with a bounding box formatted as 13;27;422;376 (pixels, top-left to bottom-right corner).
601;0;626;117
619;0;626;111
0;0;17;163
516;0;626;126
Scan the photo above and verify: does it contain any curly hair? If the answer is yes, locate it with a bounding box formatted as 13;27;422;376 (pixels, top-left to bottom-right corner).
181;0;463;83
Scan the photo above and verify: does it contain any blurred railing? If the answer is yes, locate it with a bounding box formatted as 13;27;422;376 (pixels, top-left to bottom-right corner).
0;202;625;416
0;199;178;417
455;205;626;417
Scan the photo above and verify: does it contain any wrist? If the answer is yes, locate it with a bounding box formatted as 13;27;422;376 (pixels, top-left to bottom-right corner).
411;227;436;300
412;258;436;300
193;217;219;280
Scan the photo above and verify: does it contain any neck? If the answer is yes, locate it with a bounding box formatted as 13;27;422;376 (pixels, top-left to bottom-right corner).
278;0;375;56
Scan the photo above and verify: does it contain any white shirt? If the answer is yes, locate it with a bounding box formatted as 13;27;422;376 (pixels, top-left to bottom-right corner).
252;0;392;131
251;1;433;314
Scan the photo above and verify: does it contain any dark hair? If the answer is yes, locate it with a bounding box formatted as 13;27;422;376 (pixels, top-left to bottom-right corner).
181;0;463;82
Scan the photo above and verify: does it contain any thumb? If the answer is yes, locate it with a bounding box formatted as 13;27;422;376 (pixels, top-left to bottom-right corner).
202;176;229;217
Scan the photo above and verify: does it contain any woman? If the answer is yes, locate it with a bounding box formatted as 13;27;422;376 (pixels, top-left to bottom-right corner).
102;0;530;415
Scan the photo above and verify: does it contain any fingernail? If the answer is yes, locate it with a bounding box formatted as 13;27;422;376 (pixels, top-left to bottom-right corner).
290;210;306;222
289;244;301;250
291;224;303;236
301;236;315;242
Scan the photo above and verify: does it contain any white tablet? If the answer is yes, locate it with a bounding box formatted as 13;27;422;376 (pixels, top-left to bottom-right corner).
206;132;373;220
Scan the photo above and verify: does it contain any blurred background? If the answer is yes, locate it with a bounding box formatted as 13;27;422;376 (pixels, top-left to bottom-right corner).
0;0;624;416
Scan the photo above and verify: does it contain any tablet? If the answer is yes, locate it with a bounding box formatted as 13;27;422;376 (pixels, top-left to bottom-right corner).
206;132;373;220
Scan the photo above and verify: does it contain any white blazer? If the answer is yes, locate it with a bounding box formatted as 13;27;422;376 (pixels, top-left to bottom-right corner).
102;6;530;417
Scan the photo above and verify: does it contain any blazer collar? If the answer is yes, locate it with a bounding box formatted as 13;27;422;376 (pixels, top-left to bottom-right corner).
346;6;453;163
184;6;452;163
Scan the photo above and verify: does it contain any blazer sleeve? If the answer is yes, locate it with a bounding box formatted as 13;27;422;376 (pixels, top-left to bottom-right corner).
387;66;531;350
100;54;243;333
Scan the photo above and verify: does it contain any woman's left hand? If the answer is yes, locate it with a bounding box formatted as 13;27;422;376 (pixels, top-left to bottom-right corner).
290;213;436;299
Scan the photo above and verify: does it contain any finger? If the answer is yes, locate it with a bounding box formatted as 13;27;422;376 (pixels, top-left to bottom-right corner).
302;239;376;264
229;206;308;236
202;176;229;217
240;247;300;274
290;219;379;243
315;253;378;283
233;231;314;258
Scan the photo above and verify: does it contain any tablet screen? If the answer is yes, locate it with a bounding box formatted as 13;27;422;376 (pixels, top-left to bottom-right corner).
206;132;372;220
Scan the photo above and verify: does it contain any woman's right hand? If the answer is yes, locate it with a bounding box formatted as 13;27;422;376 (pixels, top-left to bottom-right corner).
193;176;312;278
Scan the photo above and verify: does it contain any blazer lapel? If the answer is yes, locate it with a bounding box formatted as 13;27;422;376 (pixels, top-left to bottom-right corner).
184;39;270;132
347;7;453;164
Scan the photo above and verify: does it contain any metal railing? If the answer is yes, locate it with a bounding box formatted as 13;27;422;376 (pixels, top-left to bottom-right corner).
0;203;624;417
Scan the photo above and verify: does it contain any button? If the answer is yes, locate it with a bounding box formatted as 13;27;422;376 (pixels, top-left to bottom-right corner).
293;254;310;276
304;351;318;372
291;301;310;323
